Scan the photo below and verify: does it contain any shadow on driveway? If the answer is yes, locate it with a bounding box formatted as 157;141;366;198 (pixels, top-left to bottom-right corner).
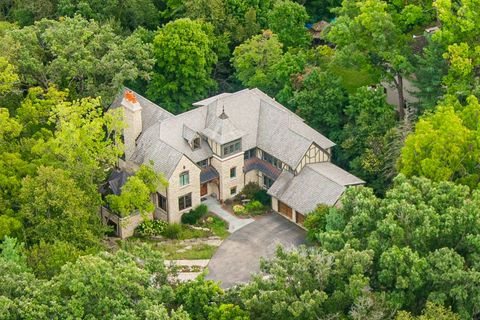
205;212;306;288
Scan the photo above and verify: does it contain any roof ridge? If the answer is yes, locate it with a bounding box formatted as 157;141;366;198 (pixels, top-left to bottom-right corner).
306;162;364;186
122;86;174;117
304;163;344;187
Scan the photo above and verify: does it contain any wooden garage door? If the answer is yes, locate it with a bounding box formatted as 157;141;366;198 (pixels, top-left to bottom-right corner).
296;212;305;225
278;200;293;219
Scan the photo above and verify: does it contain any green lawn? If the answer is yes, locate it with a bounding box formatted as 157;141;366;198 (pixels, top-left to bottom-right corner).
160;242;218;260
329;65;380;93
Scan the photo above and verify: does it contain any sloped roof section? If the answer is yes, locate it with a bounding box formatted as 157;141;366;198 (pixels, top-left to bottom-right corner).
182;125;198;144
200;166;219;183
130;124;184;179
308;162;365;186
268;163;364;214
202;105;245;145
110;87;173;132
243;157;282;180
116;87;338;180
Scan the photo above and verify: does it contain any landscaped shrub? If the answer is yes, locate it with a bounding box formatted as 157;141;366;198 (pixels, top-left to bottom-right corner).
245;200;264;215
241;182;271;206
136;219;168;237
163;223;182;239
233;205;246;215
181;204;208;225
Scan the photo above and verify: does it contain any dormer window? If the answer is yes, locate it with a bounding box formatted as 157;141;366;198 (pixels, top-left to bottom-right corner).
193;137;201;150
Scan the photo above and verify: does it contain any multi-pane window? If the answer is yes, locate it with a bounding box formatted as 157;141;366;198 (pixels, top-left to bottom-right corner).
157;193;167;211
178;193;192;211
230;167;236;178
179;171;189;186
222;139;241;157
193;138;201;150
263;175;274;189
197;159;208;168
244;148;256;160
262;151;282;169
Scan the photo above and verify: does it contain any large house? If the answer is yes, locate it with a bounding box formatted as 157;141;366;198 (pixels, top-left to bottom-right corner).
103;88;363;236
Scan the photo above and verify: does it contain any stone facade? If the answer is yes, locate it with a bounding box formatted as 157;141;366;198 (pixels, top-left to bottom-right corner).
100;206;153;239
210;153;245;201
165;155;201;223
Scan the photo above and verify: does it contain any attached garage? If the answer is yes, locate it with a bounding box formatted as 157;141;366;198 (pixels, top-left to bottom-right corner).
278;200;293;219
295;212;305;225
267;162;365;228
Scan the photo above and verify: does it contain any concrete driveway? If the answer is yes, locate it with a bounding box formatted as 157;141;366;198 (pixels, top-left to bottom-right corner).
205;212;306;288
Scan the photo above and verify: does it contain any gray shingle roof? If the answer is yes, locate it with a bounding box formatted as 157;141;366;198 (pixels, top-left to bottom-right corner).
308;162;365;186
267;163;364;214
117;87;337;181
182;125;198;144
202;101;245;144
200;166;219;183
130;124;184;179
110;87;173;132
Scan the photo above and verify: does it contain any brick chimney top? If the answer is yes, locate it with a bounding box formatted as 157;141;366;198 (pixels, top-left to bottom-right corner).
124;90;138;104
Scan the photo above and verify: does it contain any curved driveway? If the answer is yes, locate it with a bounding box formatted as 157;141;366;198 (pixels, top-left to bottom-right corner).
206;212;306;288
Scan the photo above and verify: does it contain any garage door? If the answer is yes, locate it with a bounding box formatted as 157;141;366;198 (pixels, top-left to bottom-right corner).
278;200;293;219
296;212;305;225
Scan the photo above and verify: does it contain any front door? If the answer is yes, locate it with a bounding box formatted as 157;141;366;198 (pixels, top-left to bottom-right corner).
200;183;208;196
278;200;293;219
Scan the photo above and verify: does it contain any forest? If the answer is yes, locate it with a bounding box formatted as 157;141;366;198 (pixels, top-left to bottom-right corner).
0;0;479;319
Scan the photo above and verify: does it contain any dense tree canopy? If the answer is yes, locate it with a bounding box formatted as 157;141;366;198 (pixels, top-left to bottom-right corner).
400;96;480;189
267;0;311;49
232;30;283;97
305;175;480;318
106;164;168;217
0;15;153;104
1;0;480;319
327;0;414;117
147;18;218;113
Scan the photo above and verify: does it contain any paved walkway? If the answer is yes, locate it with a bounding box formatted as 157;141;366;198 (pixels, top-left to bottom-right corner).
202;197;254;233
206;212;306;288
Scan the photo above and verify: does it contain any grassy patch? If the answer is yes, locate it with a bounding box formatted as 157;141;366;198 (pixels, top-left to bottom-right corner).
161;243;217;260
330;65;379;93
206;217;230;239
123;238;219;260
178;227;210;240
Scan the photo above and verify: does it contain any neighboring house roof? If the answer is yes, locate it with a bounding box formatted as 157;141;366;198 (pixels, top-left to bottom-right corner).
267;163;364;214
115;87;336;180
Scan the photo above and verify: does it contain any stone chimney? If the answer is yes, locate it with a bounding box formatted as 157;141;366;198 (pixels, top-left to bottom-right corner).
121;90;142;159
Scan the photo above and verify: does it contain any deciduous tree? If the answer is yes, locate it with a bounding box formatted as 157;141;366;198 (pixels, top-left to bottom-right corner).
147;18;218;113
1;15;153;104
232;30;284;97
267;0;311;49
